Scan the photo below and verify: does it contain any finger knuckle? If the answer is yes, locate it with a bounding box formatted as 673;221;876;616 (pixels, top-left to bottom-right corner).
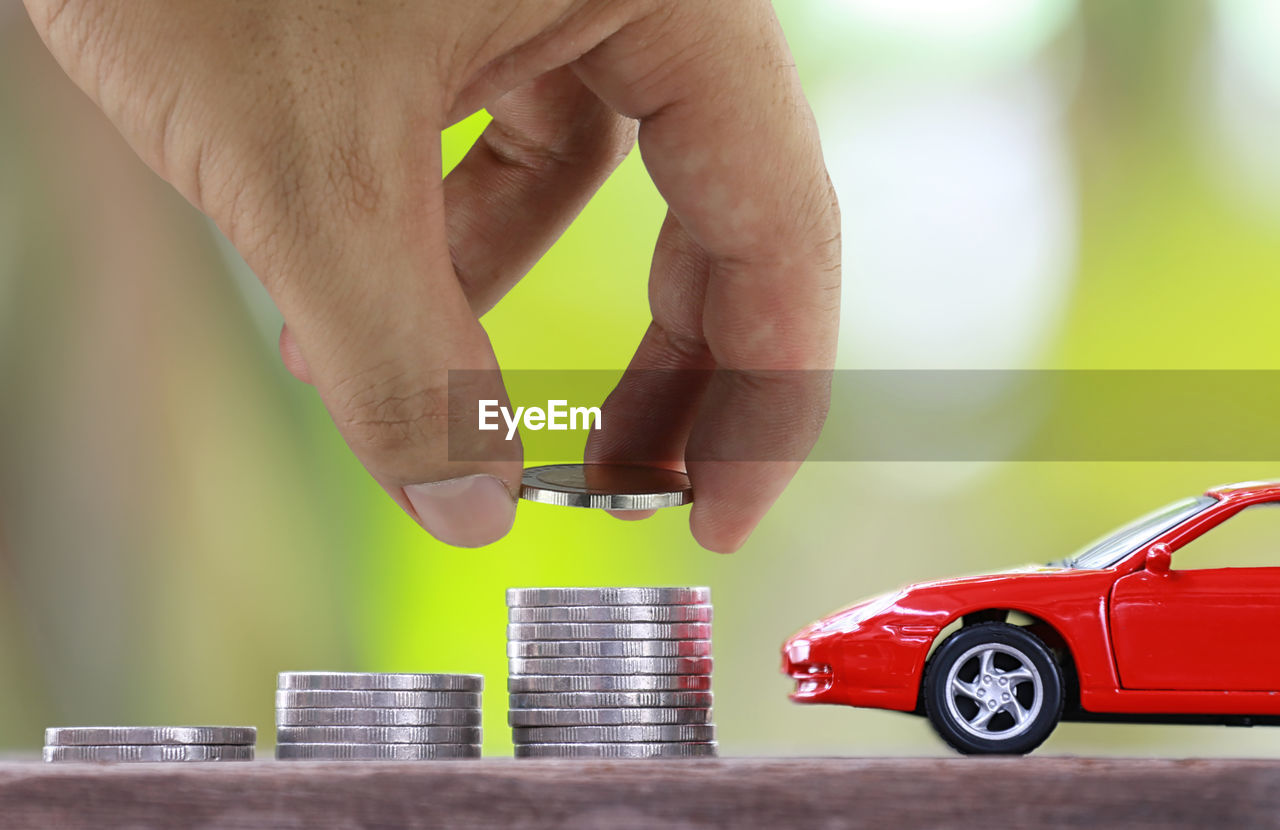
711;318;813;370
268;128;384;235
208;150;304;289
333;369;451;466
707;268;837;371
321;124;385;219
210;123;384;294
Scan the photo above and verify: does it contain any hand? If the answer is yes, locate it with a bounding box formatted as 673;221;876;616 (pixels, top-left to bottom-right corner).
24;0;840;551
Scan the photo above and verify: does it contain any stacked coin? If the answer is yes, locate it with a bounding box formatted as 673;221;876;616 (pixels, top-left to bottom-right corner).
507;587;717;759
43;726;256;763
275;672;483;760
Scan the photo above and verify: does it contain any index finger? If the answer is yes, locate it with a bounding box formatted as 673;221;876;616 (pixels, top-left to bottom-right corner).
573;0;840;551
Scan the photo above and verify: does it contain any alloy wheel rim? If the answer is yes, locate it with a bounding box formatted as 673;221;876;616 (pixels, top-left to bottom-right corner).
943;642;1043;741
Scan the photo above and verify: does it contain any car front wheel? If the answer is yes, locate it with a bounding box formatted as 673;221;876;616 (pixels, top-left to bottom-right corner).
923;622;1063;755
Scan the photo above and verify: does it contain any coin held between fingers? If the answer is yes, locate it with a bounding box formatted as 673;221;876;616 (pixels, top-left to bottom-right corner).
519;464;692;510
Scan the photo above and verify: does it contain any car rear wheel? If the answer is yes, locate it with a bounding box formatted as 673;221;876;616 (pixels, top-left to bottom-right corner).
923;622;1063;755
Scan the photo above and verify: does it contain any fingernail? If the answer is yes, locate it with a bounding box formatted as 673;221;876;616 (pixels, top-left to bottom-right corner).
403;475;516;548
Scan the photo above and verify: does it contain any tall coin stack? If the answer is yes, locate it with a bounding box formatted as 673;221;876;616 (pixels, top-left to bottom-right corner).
507;587;718;759
275;672;483;760
43;726;256;763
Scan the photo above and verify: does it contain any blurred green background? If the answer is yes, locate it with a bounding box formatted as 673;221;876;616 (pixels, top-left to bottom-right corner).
2;0;1280;758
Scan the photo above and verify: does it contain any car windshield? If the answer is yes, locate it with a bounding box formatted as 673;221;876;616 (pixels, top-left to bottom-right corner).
1060;495;1217;570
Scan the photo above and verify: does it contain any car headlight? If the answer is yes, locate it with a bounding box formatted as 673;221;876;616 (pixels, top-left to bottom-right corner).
787;639;810;663
813;591;905;633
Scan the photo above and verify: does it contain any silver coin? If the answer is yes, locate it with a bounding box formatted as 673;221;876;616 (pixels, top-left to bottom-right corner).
514;742;718;759
276;707;482;727
507;587;710;607
275;743;481;761
508;640;711;659
276;690;481;709
44;726;256;747
509;675;712;693
508;622;711;641
276;726;481;744
511;724;716;743
509;691;713;709
508;656;712;676
43;744;255;763
509;708;710;727
278;673;483;692
510;605;713;624
519;464;692;511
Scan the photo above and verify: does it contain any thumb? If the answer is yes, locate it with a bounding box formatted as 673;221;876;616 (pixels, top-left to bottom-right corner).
266;179;522;548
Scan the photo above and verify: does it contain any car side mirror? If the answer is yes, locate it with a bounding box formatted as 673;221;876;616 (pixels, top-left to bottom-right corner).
1146;543;1172;576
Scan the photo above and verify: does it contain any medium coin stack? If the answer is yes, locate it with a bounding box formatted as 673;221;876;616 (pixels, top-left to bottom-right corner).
43;726;256;763
275;672;483;760
507;587;718;759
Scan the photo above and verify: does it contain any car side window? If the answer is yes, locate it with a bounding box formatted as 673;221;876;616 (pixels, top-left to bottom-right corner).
1171;503;1280;570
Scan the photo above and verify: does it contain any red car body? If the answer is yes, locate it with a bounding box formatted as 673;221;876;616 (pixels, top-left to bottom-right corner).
782;481;1280;725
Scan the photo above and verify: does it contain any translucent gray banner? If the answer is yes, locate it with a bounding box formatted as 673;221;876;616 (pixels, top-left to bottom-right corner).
446;370;1280;462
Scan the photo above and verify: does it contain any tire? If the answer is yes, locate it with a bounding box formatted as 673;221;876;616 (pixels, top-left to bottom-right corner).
923;622;1063;755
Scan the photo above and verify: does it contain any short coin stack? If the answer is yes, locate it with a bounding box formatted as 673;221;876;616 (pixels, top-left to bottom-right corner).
507;587;717;759
275;672;483;760
43;726;256;763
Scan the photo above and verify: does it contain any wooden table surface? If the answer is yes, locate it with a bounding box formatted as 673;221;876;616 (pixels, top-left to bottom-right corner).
0;756;1275;829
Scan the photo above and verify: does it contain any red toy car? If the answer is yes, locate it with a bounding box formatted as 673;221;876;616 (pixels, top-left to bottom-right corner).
782;480;1280;754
